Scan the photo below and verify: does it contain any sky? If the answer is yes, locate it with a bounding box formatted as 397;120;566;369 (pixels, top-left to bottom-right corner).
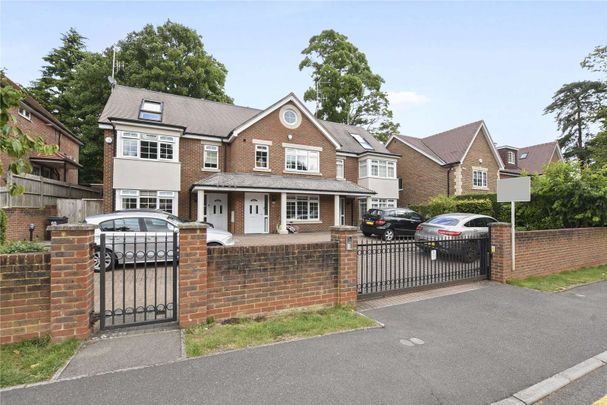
1;1;606;147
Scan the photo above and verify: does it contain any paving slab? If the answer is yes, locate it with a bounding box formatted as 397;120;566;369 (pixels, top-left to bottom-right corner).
59;328;182;379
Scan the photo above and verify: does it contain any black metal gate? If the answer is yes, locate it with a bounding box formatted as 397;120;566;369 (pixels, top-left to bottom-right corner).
357;236;490;297
97;232;178;329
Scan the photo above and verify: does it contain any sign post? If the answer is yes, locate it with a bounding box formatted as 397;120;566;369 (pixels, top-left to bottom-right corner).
497;177;531;272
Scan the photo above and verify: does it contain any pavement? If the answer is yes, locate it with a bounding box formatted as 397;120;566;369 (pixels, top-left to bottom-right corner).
538;366;607;405
3;281;606;405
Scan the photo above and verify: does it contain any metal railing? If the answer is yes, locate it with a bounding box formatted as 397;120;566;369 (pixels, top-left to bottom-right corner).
357;235;490;297
98;232;178;330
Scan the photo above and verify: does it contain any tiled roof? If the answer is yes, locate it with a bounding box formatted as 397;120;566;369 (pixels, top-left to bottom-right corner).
99;85;395;156
517;141;561;174
194;172;375;195
392;121;485;165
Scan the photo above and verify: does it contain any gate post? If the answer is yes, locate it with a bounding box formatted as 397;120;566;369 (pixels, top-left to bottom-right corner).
177;223;208;328
331;226;358;307
489;222;512;283
48;223;96;342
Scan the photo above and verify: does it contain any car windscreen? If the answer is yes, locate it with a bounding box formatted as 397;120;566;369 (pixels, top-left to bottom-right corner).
427;216;460;226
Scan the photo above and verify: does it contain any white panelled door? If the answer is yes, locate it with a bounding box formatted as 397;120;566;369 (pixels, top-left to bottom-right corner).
205;193;228;231
244;192;268;234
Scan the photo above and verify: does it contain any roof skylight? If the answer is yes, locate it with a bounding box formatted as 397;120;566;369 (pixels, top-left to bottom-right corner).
139;100;163;121
520;152;528;159
351;133;374;150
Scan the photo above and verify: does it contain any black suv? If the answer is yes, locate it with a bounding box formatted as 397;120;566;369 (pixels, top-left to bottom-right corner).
360;208;424;241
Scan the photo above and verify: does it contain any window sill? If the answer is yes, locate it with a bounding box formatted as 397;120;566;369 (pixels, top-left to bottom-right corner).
202;168;220;172
115;157;180;164
288;220;322;224
283;170;322;176
472;186;489;190
253;168;271;172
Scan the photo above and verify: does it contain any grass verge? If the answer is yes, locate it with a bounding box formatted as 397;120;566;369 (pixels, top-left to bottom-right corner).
185;306;377;357
0;336;79;388
508;265;607;292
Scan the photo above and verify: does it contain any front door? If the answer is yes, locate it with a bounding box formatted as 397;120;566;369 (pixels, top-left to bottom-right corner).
206;193;228;231
244;193;268;234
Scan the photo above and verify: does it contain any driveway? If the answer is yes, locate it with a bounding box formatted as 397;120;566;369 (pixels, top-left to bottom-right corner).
5;281;606;405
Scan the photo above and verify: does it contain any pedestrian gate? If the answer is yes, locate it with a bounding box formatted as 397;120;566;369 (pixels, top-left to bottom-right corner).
357;236;490;297
97;232;178;329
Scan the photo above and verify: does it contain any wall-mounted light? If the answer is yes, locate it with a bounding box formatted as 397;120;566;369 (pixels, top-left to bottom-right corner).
288;134;293;140
28;224;35;241
105;137;113;144
479;158;483;164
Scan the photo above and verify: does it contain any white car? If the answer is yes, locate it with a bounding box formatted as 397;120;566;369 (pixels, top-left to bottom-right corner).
85;210;234;271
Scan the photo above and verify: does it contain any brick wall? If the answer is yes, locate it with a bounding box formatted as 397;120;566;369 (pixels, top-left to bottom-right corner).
0;253;51;344
490;223;607;282
387;138;452;206
102;129;114;213
459;128;500;195
4;206;57;241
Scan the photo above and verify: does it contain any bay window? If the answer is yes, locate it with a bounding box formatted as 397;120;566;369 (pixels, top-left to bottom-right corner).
286;195;319;221
118;190;176;214
285;148;319;173
359;158;396;178
118;131;176;161
370;198;397;209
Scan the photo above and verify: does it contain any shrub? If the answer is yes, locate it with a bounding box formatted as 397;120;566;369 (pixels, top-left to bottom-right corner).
0;208;6;245
453;199;493;216
0;240;47;254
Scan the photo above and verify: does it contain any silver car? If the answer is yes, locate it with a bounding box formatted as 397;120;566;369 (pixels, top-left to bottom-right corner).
414;213;497;262
85;210;235;271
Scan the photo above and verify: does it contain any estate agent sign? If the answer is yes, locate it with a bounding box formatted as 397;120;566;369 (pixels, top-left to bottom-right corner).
497;177;531;271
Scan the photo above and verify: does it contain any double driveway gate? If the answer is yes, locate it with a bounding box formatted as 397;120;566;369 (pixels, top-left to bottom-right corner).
97;232;178;330
357;235;490;297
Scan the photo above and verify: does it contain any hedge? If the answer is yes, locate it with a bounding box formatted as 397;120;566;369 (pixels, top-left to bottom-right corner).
409;194;500;220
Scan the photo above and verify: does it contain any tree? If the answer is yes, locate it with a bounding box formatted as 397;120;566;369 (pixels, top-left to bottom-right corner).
299;29;399;142
1;75;58;195
544;80;606;163
29;28;87;123
115;20;232;102
581;45;607;74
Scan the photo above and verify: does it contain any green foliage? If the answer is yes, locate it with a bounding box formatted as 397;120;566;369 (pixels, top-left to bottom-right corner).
581;45;607;73
0;241;47;254
0;209;6;245
0;336;79;387
412;194;494;219
1;76;59;195
508;265;607;292
454;193;510;222
28;22;233;183
299;29;399;142
28;28;87;122
453;199;493;216
517;161;607;230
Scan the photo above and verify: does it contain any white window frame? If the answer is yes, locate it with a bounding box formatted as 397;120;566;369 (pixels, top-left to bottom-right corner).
118;131;177;162
139;100;163;122
284;148;320;174
358;158;396;179
472;168;488;189
18;107;31;121
286;195;320;222
203;144;219;170
117;189;177;215
336;159;344;179
507;151;515;164
370;198;397;209
255;144;269;170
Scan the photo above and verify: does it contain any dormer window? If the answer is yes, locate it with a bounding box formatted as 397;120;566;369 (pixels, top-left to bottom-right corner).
139;100;163;121
351;133;373;150
507;151;515;164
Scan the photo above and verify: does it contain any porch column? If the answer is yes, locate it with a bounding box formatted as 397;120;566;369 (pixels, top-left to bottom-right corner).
196;189;205;222
279;192;288;234
334;194;340;226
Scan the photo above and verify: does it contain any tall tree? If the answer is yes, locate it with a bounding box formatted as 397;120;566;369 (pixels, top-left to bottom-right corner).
544;80;606;163
1;75;58;196
581;45;607;75
28;28;87;123
299;29;399;142
581;45;607;166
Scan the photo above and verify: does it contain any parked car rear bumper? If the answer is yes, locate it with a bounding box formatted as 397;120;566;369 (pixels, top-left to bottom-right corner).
360;223;389;235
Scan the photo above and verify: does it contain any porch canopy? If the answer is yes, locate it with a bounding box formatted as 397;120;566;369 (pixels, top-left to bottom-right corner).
192;172;375;233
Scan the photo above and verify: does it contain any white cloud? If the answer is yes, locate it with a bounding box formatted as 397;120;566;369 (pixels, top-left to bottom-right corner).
387;91;429;110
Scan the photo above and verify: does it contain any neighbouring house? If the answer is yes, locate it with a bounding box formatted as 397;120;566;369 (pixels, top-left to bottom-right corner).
99;85;401;234
1;77;82;185
386;121;504;207
497;141;564;177
496;145;521;178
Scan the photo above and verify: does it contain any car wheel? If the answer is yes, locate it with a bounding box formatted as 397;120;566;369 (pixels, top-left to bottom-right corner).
382;229;395;241
93;247;115;272
207;242;223;247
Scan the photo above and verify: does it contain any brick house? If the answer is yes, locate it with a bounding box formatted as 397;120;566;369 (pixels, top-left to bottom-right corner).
497;141;564;176
99;85;400;234
1;77;82;185
386;120;504;206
